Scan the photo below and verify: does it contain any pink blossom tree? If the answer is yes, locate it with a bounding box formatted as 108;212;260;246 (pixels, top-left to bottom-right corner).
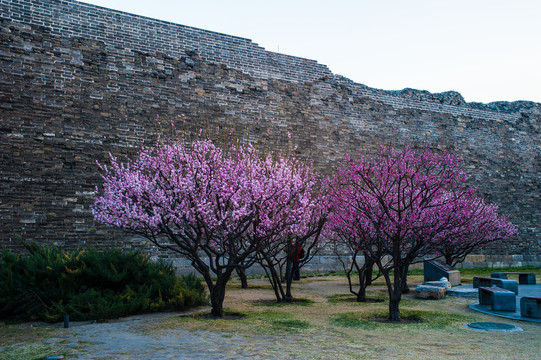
255;182;329;302
333;146;480;321
92;139;320;317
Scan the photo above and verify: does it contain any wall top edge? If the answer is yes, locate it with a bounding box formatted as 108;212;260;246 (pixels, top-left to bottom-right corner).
2;0;540;114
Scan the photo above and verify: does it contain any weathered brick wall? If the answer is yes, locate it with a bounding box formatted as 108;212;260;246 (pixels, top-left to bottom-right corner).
1;0;539;266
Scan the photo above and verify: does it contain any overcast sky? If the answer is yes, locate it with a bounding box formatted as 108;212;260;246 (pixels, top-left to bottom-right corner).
80;0;541;104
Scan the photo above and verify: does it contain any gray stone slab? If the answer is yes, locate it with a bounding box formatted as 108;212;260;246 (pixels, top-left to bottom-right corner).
447;285;479;298
424;260;461;286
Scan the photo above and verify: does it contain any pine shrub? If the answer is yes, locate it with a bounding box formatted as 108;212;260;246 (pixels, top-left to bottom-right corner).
0;242;207;322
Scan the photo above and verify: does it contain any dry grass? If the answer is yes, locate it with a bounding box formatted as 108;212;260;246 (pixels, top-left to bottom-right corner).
0;325;64;360
168;273;541;359
1;271;540;359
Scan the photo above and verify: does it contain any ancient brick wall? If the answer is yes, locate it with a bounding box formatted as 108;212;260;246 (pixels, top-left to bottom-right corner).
1;0;539;266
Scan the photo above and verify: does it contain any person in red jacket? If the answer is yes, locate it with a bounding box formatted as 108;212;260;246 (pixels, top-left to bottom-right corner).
291;243;304;281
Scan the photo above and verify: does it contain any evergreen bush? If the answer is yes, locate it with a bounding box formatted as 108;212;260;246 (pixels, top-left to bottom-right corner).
0;242;207;322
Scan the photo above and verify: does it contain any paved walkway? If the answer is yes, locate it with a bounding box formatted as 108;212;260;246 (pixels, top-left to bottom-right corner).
467;284;541;323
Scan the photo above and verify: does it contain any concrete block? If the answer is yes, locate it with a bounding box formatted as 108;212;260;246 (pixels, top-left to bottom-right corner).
518;273;536;285
493;279;519;294
491;272;536;285
520;297;541;318
492;292;516;311
478;287;516;311
491;272;507;279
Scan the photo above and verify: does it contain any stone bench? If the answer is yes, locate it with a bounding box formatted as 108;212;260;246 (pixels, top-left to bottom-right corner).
472;276;518;294
520;297;541;318
478;287;516;311
491;272;536;285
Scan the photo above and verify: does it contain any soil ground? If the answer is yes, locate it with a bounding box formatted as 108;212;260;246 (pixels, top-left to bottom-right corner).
1;273;540;359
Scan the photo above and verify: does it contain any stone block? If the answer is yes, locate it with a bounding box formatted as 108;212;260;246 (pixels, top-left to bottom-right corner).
518;273;536;285
414;285;446;300
493;279;519;294
472;277;517;293
465;254;486;262
520;297;541;318
492;292;516;311
491;272;536;285
423;277;451;289
473;276;493;288
478;287;516;311
424;260;461;286
491;272;507;279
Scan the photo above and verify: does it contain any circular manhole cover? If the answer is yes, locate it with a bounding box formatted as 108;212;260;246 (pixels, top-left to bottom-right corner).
466;322;522;332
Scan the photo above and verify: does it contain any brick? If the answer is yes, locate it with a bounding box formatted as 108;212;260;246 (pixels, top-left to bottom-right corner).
0;0;539;268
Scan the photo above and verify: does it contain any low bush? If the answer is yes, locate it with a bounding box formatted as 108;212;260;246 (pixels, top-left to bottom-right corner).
0;242;207;322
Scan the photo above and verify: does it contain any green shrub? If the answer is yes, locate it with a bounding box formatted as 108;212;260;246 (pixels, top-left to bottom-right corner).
0;242;207;322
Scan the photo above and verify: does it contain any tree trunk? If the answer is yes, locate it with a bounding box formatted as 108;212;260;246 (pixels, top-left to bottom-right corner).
364;256;374;286
236;267;248;289
387;241;404;322
356;286;367;302
389;266;403;322
355;263;370;302
261;252;286;302
210;288;225;317
207;271;232;318
269;265;286;302
444;253;454;267
401;263;410;294
388;296;401;322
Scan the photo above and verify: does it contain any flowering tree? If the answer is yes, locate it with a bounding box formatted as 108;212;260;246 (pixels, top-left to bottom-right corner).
433;191;518;267
255;183;329;302
327;191;382;302
92;139;318;317
334;146;480;321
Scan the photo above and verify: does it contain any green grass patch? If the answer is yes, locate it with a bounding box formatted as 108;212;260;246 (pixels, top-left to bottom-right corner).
331;312;379;329
407;265;540;277
331;308;476;329
249;311;311;333
188;309;246;320
270;319;311;332
327;293;386;304
227;283;274;290
0;342;56;360
253;297;315;307
180;309;312;334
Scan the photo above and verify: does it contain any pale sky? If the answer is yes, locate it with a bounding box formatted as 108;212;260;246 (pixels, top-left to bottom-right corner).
80;0;541;104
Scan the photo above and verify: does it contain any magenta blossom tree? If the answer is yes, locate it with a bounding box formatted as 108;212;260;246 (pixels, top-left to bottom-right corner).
92;138;320;317
327;189;382;302
333;146;488;321
433;191;518;267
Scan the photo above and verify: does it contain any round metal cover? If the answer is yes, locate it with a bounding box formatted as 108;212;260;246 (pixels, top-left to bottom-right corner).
466;322;522;332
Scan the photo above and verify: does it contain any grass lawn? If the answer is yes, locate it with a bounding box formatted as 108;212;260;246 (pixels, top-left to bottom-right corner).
1;267;540;360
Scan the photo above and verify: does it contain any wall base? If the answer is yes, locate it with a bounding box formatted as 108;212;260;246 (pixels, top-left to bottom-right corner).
167;254;541;276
